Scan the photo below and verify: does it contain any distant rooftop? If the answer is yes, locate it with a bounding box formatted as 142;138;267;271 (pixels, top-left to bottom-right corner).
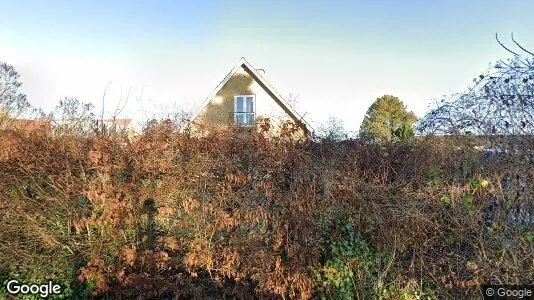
101;119;132;127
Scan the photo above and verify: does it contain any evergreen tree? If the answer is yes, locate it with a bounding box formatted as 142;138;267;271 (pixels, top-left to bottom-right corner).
359;95;417;142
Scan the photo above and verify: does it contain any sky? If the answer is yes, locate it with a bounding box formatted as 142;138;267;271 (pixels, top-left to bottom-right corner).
1;0;533;132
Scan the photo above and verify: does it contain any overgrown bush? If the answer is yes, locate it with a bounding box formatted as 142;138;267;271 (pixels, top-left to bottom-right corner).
0;120;532;299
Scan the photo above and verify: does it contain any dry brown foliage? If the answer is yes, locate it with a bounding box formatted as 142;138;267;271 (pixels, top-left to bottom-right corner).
0;120;532;299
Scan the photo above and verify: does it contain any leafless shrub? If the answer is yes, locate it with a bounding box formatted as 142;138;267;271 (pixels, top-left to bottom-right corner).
418;34;534;159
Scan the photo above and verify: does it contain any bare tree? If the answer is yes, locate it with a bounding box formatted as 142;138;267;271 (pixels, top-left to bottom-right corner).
317;115;347;141
286;92;299;110
0;62;31;118
51;97;97;134
418;33;534;155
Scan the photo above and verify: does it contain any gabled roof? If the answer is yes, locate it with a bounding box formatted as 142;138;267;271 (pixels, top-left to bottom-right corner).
191;57;314;134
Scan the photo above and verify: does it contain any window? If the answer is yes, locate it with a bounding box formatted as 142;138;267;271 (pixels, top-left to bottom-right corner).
234;95;255;125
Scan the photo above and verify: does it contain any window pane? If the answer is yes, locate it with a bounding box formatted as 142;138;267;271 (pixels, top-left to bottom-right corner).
235;113;244;125
246;113;255;124
236;97;244;112
246;96;254;113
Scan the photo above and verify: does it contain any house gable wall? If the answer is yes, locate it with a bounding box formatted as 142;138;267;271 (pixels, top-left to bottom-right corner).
195;66;298;132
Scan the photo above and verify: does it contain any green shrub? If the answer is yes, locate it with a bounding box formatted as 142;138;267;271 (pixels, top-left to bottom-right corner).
314;221;390;299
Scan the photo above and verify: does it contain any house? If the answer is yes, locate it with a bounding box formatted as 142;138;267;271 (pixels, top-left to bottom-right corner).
101;118;133;129
100;118;138;137
190;57;313;137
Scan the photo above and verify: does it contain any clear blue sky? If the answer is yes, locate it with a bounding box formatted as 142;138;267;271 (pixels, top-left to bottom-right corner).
1;0;533;132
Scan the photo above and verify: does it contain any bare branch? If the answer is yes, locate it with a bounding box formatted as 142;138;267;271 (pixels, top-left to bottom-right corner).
511;32;534;56
112;86;131;118
496;33;519;56
100;81;112;132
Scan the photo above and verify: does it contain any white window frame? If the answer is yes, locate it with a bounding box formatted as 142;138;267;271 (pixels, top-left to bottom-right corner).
234;95;256;126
